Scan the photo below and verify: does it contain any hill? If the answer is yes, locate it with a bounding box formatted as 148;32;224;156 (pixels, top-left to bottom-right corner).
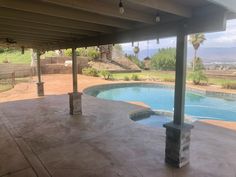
124;47;236;64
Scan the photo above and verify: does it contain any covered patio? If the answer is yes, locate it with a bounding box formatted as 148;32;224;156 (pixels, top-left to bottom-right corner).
1;75;236;177
0;0;236;176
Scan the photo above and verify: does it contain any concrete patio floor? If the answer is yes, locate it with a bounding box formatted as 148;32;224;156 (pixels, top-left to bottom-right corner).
0;75;236;177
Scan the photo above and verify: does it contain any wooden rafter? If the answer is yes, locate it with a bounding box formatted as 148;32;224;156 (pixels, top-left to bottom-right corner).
43;0;156;24
0;8;116;34
0;0;134;29
127;0;192;17
0;20;99;36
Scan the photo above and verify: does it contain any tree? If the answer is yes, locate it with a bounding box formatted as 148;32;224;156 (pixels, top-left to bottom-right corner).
150;48;176;71
189;33;206;70
189;57;208;85
64;47;100;60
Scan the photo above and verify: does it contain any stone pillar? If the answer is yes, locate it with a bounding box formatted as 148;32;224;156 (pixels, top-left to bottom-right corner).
69;47;82;115
36;50;44;96
37;82;44;97
163;27;193;168
68;92;82;115
163;122;193;168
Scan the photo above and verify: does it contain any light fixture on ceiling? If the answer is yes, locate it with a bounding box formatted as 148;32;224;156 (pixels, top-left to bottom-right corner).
119;0;125;15
155;13;161;23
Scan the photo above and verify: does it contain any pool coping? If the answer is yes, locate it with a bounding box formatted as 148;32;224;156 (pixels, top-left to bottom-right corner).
83;82;236;100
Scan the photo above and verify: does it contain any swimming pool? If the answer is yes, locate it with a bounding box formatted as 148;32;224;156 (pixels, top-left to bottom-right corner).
85;83;236;121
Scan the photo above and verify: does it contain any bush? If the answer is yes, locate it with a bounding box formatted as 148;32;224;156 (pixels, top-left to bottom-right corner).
192;57;205;71
87;47;100;60
151;48;176;71
131;74;139;81
100;70;112;80
2;58;9;63
222;82;236;89
64;49;79;56
82;67;99;77
124;76;130;81
0;48;4;54
64;47;100;60
189;70;208;85
162;78;175;82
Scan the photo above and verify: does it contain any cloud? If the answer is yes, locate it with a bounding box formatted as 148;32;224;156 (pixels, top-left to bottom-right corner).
202;19;236;48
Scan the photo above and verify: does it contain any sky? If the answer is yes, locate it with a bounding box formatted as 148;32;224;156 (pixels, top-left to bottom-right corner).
121;19;236;51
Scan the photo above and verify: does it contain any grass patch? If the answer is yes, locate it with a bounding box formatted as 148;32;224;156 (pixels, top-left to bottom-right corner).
0;50;59;64
222;81;236;89
0;84;13;92
0;50;31;64
112;70;236;88
112;71;175;81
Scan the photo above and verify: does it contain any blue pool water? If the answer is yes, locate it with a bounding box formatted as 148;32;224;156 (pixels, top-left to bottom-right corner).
90;84;236;121
136;115;172;128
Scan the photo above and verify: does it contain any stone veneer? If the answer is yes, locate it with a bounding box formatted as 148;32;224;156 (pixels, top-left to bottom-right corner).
68;92;82;115
164;122;194;168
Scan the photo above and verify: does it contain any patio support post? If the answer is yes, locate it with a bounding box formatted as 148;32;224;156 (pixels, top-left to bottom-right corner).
163;26;193;168
36;50;44;96
68;47;82;115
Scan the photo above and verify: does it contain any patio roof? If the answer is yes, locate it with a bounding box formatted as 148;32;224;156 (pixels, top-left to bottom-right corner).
0;0;235;50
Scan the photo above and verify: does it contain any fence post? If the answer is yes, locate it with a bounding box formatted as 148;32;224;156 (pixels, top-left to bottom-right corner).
12;72;15;87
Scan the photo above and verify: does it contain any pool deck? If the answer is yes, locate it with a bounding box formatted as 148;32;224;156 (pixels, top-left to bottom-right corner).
0;74;236;177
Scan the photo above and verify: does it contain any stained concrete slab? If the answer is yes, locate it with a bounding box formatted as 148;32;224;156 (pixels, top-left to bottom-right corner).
2;168;37;177
0;124;30;176
0;94;236;177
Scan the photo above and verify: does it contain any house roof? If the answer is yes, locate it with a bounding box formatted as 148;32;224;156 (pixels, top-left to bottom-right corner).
0;0;235;50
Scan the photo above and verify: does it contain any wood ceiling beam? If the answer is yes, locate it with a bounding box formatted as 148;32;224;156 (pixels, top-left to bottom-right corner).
0;35;59;43
0;35;77;48
0;26;87;39
0;8;115;34
127;0;192;17
0;0;134;29
42;10;226;50
0;31;75;41
0;19;99;36
43;0;155;24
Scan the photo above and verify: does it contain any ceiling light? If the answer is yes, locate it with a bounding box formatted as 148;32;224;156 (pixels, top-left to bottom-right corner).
155;13;161;23
119;0;124;15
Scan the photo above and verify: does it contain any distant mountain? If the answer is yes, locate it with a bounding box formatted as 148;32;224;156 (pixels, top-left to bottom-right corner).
123;47;236;64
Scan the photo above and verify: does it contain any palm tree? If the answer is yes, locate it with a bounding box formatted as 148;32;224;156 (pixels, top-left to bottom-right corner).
189;33;206;70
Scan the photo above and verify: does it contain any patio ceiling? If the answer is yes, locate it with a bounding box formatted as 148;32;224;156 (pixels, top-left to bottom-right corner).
0;0;235;50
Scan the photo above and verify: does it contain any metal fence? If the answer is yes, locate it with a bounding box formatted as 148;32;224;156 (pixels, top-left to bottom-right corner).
0;68;34;92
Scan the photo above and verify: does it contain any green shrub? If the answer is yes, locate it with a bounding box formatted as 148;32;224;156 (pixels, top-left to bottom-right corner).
100;70;112;80
64;47;100;60
163;78;175;82
124;76;130;81
2;58;9;63
131;74;139;81
82;67;99;77
87;47;100;60
222;82;236;89
0;48;4;54
151;48;176;71
189;70;208;85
